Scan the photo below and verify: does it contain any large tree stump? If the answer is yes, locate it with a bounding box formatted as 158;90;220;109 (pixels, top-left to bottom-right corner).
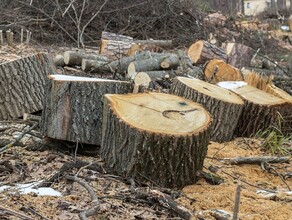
169;77;244;142
100;92;212;188
187;40;227;64
221;42;254;68
0;53;54;120
218;84;288;137
204;59;243;83
41;75;133;145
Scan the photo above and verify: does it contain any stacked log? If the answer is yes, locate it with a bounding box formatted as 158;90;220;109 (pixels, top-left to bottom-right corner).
100;92;212;188
0;53;55;120
63;51;109;67
41;74;133;145
169;77;244;142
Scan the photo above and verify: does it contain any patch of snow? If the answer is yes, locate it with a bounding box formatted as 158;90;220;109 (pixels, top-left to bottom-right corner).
49;74;121;82
0;182;62;197
217;81;247;90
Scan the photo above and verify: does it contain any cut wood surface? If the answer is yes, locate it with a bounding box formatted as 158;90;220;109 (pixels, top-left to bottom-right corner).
204;59;243;83
99;39;133;59
63;51;109;66
54;54;65;67
101;92;212;188
134;70;176;87
220;85;288;137
41;74;133;145
187;40;227;64
169;77;244;142
222;42;254;68
0;53;54;120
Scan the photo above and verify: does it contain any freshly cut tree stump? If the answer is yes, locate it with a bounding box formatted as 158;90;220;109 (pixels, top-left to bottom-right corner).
222;43;254;68
41;75;133;145
218;84;288;137
169;77;244;142
0;53;54;120
187;40;227;64
63;51;109;67
204;59;243;83
101;92;212;188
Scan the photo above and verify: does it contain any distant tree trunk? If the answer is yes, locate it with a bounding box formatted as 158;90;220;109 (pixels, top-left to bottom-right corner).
290;0;292;11
271;0;277;10
277;0;286;10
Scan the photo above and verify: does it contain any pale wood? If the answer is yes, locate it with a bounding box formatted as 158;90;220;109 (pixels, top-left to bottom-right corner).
26;31;31;44
0;30;3;45
63;51;109;66
134;70;176;87
170;77;244;142
0;53;55;120
101;92;212;188
21;28;24;44
204;59;243;83
54;55;65;67
41;75;133;145
99;39;133;59
187;40;227;64
6;31;14;47
221;42;254;68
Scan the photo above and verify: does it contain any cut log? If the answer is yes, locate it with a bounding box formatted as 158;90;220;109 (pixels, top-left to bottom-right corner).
169;77;244;142
0;53;54;120
128;43;164;56
99;39;133;60
187;40;227;64
221;42;254;68
81;59;109;73
204;59;243;83
218;84;288;137
41;74;133;145
101;31;133;42
134;70;176;87
127;54;179;79
54;55;65;67
133;39;172;47
63;51;109;67
101;92;212;188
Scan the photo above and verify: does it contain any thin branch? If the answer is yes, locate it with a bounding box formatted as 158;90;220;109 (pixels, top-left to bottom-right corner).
0;205;34;220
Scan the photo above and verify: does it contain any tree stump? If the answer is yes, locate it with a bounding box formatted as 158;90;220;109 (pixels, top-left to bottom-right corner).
0;53;54;120
222;43;254;68
218;84;288;137
41;75;133;145
187;40;227;64
100;92;212;188
204;59;243;83
169;77;244;142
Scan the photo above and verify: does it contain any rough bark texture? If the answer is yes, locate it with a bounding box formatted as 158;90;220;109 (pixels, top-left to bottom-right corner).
128;43;164;56
169;77;244;142
0;53;54;120
54;55;65;67
230;85;288;137
101;93;211;188
134;70;176;87
222;42;254;68
101;31;133;42
99;39;133;60
81;59;109;73
204;59;243;83
41;76;133;145
63;51;109;66
187;40;227;64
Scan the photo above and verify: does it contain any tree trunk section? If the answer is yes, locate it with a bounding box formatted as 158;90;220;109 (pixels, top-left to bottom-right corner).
63;51;109;67
169;77;244;142
134;70;176;87
99;39;133;60
221;42;254;68
101;92;212;188
0;53;54;120
101;31;133;42
128;43;164;56
81;59;109;73
220;85;288;137
41;75;133;145
204;59;243;83
187;40;227;64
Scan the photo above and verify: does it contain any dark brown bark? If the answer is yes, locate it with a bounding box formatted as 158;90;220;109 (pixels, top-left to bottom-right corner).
101;92;212;188
0;53;54;120
41;75;133;145
169;77;244;142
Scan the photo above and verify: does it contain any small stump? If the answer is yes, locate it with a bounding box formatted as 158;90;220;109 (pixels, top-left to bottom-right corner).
101;92;212;188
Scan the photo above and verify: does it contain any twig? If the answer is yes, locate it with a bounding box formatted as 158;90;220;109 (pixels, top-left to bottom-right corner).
225;156;290;165
233;184;241;220
0;205;34;220
0;122;39;154
65;175;99;220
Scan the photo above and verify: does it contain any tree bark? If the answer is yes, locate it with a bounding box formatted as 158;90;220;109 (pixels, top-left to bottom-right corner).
63;51;109;67
222;85;288;137
221;42;254;68
81;59;109;73
101;92;212;188
101;31;133;42
54;55;65;67
204;59;243;83
187;40;227;64
128;43;164;56
41;75;133;145
99;39;133;60
0;53;54;120
134;70;176;87
169;77;244;142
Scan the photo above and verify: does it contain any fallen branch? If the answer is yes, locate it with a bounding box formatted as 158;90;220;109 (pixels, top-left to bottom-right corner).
65;175;99;220
0;205;34;220
225;156;290;165
233;184;241;220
